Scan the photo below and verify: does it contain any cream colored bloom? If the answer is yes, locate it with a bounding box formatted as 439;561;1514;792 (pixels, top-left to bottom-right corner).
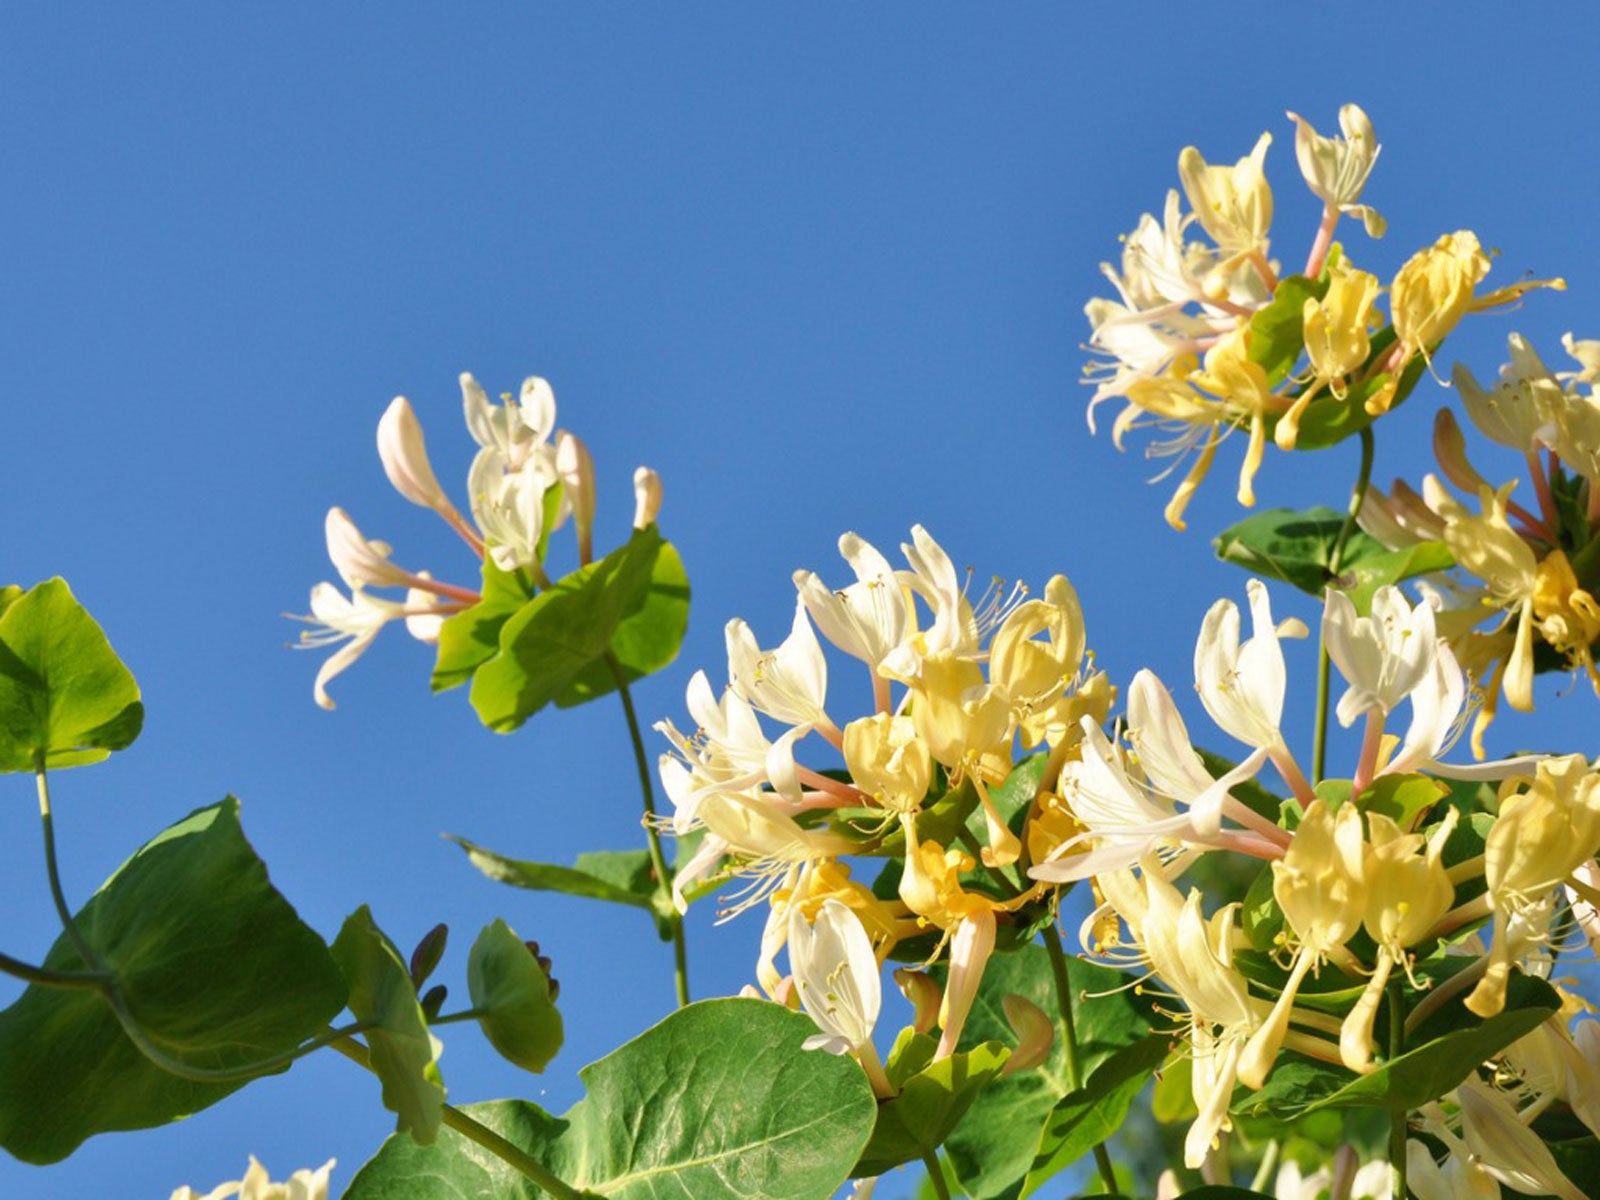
291;584;405;710
170;1157;335;1200
377;396;457;516
1287;104;1385;237
842;714;931;813
789;899;881;1055
793;533;909;672
1300;261;1380;401
1322;584;1438;726
726;601;832;730
1178;132;1274;258
1453;333;1563;453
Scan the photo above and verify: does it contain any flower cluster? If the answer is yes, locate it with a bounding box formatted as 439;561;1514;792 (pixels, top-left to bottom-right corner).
292;374;661;708
1041;580;1600;1178
657;526;1112;1065
1361;333;1600;751
170;1157;334;1200
1085;104;1558;530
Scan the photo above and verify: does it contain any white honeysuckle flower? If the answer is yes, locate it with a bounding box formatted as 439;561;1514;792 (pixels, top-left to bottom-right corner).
461;372;557;466
1287;104;1385;237
656;670;806;816
468;446;557;572
377;396;457;515
1177;132;1273;257
1408;1125;1501;1200
726;601;831;730
936;909;997;1059
1083;296;1215;414
1458;1080;1586;1200
403;573;447;645
793;532;908;671
632;466;662;528
1453;333;1564;453
892;524;977;663
291;584;406;710
1125;668;1216;801
1562;332;1600;386
1378;640;1544;782
324;507;416;591
1323;585;1438;726
170;1156;335;1200
1194;580;1296;752
788;898;880;1054
1100;190;1220;313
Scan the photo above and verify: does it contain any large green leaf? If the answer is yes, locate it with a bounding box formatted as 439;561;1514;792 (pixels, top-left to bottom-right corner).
332;906;446;1144
0;799;347;1163
469;526;689;732
854;1031;1010;1177
1022;1034;1167;1195
432;558;536;693
944;948;1153;1200
346;998;877;1200
450;838;669;929
468;919;563;1074
0;577;143;772
1213;506;1452;608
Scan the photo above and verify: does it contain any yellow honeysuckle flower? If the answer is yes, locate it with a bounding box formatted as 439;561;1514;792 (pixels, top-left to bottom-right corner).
842;713;932;814
1301;262;1381;399
1178;132;1274;259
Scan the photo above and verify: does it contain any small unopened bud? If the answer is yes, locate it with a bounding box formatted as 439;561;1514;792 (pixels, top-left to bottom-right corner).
378;397;455;514
409;923;449;988
556;431;597;564
404;573;446;645
999;994;1054;1075
1433;408;1490;495
632;466;662;529
420;983;448;1020
325;507;413;590
772;974;800;1011
893;968;942;1034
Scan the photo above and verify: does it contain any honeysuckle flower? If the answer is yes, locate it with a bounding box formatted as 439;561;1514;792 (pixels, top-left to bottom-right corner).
656;669;806;812
788;899;894;1097
884;524;976;669
1298;260;1381;407
793;532;908;684
990;575;1088;745
894;967;942;1034
170;1157;335;1200
462;372;557;467
1238;798;1365;1090
291;584;407;710
1407;1129;1500;1200
726;601;834;734
1101;189;1216;314
1453;333;1564;453
1457;1079;1586;1200
555;431;596;563
842;714;931;814
1178;132;1273;262
467;443;557;573
1467;755;1600;1016
632;466;661;529
1323;585;1438;727
1287;104;1386;238
1390;231;1491;365
936;908;997;1058
1563;331;1600;385
323;507;417;591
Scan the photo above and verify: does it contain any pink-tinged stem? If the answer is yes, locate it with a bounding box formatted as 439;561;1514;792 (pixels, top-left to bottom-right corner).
814;717;845;751
1352;710;1387;794
1528;450;1560;536
795;766;869;805
1220;795;1292;848
872;672;892;717
402;573;482;606
441;507;487;557
1251;250;1280;292
1196;830;1286;861
1303;205;1340;280
1270;744;1318;808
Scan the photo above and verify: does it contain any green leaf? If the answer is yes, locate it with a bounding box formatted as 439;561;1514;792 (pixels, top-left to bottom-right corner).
556;539;690;708
854;1031;1010;1177
1293;341;1429;451
432;557;536;693
0;799;347;1164
1023;1034;1168;1195
0;577;143;771
467;919;563;1074
346;998;877;1200
1151;1052;1196;1123
450;837;666;923
332;906;446;1144
1247;273;1327;386
1238;984;1558;1119
1213;507;1451;608
1356;773;1448;830
470;526;688;732
944;948;1153;1199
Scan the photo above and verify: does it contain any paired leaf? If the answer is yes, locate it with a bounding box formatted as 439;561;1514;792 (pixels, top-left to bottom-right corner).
432;558;536;692
0;800;347;1163
467;919;563;1074
332;906;446;1144
854;1031;1010;1177
1247;273;1328;386
469;526;689;732
347;998;877;1200
1214;506;1451;610
0;578;143;771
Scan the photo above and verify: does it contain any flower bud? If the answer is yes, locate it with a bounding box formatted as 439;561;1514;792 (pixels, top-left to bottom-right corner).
893;968;942;1034
999;994;1054;1075
556;431;597;564
378;396;454;514
633;466;662;529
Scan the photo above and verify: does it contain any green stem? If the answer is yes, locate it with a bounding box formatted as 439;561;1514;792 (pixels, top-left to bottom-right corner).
426;1007;492;1028
35;765;97;969
330;1036;586;1200
1313;427;1376;784
1387;977;1408;1200
1250;1139;1281;1193
921;1149;953;1200
0;949;111;990
604;652;690;1008
1042;921;1117;1193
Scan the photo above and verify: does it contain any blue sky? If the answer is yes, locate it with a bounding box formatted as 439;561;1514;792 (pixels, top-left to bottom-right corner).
3;5;1600;1197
